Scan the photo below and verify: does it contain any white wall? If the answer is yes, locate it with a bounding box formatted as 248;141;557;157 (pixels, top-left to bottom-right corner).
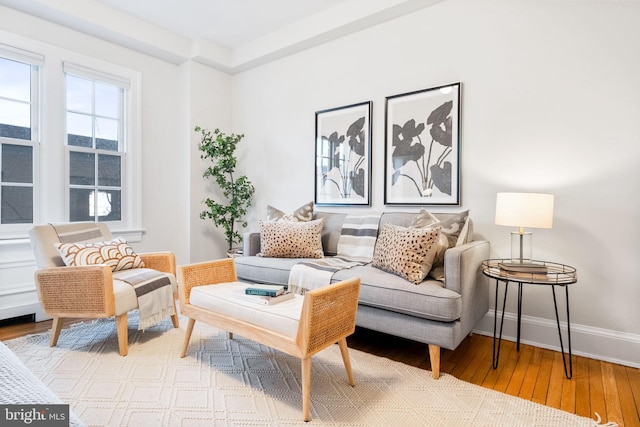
231;0;640;365
185;61;233;262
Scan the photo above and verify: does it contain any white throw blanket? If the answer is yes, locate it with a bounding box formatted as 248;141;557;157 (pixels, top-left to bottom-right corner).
288;214;380;294
115;268;176;330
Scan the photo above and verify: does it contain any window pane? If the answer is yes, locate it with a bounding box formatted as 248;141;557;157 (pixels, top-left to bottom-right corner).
1;185;32;224
97;189;121;221
2;144;32;183
0;99;31;140
98;154;120;186
67;112;93;147
95;82;118;118
69;151;95;185
95;117;118;151
66;75;92;114
0;58;30;101
69;188;93;222
98;190;122;221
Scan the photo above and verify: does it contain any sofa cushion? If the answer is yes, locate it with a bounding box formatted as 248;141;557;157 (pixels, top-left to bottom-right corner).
332;265;462;322
55;236;145;272
259;218;324;258
313;211;347;256
372;223;440;285
266;201;314;222
234;256;304;285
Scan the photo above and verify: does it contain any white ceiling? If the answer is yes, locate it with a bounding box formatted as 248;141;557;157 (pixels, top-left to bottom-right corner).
94;0;349;49
0;0;445;73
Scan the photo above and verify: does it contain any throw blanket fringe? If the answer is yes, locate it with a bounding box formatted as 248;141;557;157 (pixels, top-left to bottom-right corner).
288;214;381;294
115;269;175;330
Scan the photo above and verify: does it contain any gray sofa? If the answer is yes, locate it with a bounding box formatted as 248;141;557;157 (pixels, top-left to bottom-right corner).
233;211;490;378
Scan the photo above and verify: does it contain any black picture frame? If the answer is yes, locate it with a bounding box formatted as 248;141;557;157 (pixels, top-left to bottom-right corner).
315;101;372;206
384;82;461;206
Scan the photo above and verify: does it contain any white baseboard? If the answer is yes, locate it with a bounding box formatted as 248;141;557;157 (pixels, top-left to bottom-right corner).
473;310;640;369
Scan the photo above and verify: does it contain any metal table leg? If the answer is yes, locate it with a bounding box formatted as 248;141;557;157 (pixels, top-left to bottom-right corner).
517;282;523;351
492;279;509;369
551;285;573;379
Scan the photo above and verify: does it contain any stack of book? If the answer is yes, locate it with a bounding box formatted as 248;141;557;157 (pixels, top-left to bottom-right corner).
234;284;295;305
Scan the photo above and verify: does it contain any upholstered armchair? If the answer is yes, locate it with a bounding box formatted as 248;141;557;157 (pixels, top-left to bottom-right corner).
29;222;180;356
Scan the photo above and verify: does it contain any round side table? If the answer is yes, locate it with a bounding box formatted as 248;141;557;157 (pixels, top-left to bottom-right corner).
482;259;577;379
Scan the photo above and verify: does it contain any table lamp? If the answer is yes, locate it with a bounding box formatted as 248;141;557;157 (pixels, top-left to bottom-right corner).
495;192;554;270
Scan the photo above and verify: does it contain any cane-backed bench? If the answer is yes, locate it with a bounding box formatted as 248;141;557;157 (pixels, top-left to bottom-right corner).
179;258;360;422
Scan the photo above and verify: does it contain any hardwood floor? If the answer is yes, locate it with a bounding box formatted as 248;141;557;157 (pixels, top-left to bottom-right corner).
1;318;639;426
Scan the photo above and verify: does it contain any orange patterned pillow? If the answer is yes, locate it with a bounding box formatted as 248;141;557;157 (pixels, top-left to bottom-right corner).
55;237;145;272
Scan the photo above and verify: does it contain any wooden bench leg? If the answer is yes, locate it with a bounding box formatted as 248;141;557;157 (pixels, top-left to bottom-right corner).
50;317;63;347
170;301;179;328
115;313;128;356
301;357;311;422
429;344;440;379
180;318;196;358
338;339;355;386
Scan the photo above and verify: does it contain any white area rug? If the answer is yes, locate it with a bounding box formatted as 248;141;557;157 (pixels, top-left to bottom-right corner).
4;313;610;426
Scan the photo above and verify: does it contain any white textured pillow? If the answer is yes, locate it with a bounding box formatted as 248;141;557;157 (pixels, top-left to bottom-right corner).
372;223;441;285
259;218;324;258
55;236;145;272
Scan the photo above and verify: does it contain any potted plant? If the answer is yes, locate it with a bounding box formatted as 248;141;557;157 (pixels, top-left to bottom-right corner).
196;126;255;255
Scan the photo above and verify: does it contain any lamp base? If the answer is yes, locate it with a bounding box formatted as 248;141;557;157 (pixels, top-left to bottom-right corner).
510;231;532;263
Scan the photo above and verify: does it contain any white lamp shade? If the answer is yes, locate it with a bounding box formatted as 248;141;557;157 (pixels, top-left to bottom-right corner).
495;192;554;229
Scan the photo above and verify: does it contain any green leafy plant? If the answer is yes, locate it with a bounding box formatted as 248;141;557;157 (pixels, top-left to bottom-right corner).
196;126;255;250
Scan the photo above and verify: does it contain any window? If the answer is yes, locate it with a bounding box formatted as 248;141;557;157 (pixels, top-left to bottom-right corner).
0;49;41;226
0;39;140;238
64;65;128;223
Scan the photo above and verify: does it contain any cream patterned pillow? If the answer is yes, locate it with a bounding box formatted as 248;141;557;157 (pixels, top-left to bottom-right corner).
410;209;449;282
372;223;441;285
259;218;324;258
55;237;145;272
266;201;314;222
411;209;471;282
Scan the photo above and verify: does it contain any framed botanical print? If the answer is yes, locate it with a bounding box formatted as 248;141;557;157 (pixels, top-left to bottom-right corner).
315;101;372;206
384;82;461;205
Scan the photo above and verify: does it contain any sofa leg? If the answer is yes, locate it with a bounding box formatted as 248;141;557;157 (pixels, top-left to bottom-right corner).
115;314;128;356
50;317;63;347
429;344;440;379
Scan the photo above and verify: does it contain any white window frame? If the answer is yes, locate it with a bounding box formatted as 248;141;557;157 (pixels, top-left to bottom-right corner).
0;34;142;240
63;63;128;226
0;43;42;237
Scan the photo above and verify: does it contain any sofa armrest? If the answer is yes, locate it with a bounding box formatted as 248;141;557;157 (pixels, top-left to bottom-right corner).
444;240;490;332
443;240;489;294
34;265;115;317
243;231;261;256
